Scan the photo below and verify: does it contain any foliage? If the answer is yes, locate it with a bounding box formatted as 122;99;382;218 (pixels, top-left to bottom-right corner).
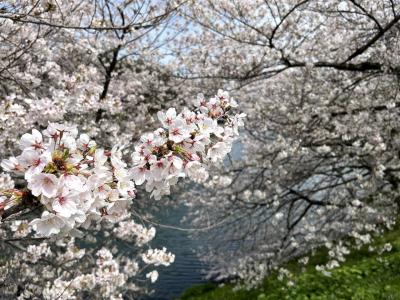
180;225;400;300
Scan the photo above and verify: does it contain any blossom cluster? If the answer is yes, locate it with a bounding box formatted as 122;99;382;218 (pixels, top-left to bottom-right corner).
0;89;244;298
1;123;136;236
0;222;175;299
131;89;245;199
141;247;175;267
113;219;156;246
42;247;129;299
0;90;244;238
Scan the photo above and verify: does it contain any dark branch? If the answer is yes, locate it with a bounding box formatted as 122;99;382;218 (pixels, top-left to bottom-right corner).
344;14;400;62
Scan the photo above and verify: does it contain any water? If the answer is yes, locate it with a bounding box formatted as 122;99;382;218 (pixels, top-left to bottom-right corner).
143;142;244;299
143;204;208;300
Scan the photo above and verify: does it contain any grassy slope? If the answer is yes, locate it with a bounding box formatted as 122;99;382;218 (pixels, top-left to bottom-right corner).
179;225;400;300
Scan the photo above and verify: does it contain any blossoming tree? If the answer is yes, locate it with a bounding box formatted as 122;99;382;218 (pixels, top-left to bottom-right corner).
0;0;246;298
168;0;400;286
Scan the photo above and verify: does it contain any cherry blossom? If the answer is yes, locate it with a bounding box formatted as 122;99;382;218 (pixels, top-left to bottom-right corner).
146;270;159;283
28;173;59;198
30;211;65;236
131;90;244;200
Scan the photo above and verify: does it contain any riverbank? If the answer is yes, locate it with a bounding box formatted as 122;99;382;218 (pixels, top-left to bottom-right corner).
179;224;400;300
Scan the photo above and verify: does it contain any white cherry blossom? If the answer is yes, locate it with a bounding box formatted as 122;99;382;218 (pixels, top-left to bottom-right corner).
28;173;59;198
30;211;65;236
19;129;43;151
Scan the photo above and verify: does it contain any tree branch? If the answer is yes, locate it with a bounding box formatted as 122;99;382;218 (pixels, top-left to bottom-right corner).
344;14;400;62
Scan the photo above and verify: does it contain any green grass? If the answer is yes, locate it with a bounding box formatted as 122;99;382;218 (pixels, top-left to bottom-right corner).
179;226;400;300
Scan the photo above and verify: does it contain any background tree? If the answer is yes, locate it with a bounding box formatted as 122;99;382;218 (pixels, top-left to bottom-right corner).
171;0;400;285
0;0;186;158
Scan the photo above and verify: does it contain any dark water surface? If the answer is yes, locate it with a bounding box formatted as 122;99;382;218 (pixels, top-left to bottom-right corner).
143;142;243;299
143;204;208;300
